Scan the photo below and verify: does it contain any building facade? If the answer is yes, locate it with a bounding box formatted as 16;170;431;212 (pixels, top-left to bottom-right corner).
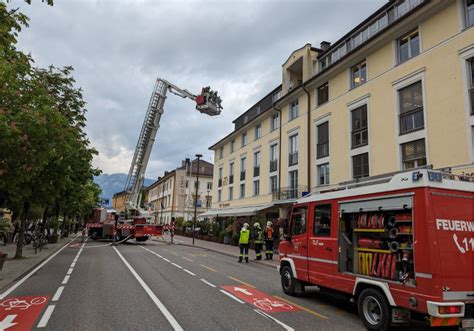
145;159;214;224
208;0;474;218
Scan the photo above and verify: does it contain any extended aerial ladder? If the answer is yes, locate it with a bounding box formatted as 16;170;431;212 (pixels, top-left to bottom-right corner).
123;78;223;218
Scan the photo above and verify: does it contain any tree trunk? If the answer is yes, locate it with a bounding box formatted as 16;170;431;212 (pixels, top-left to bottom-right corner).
14;201;30;259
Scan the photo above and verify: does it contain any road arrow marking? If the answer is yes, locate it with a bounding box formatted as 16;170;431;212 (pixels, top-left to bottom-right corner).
0;314;17;330
234;287;252;296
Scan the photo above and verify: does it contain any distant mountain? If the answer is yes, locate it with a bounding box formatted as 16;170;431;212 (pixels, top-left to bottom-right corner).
94;173;155;206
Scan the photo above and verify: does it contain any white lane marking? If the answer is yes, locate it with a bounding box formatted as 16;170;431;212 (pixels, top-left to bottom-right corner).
70;262;76;268
113;247;183;331
66;268;74;275
52;286;65;302
62;275;70;285
200;279;216;288
155;253;163;258
37;305;56;328
0;235;80;300
220;290;245;304
183;269;196;276
163;258;170;263
254;309;295;331
171;263;182;269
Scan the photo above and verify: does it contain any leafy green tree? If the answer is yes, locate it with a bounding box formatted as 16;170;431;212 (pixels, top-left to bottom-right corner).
0;3;101;258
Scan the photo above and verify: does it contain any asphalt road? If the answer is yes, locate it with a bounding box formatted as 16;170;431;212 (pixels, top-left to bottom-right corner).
0;236;439;330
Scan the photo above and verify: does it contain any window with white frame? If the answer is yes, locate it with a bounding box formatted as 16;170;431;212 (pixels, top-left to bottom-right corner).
218;167;223;187
289;100;299;121
398;30;420;64
289;134;298;166
229;162;234;184
241;132;248;147
271;113;279;131
466;0;474;27
255;124;261;140
218;189;222;202
401;139;427;169
270;144;278;172
468;57;474;115
270;175;278;194
240;183;245;198
353;153;369;179
228;186;233;201
399;81;424;134
351;61;367;88
253;151;260;177
253;180;260;196
317;83;329;106
317;163;330;186
351;105;368;149
230;140;235;153
207;182;212;190
289;170;298;199
219;147;224;159
316;122;329;159
240;157;246;181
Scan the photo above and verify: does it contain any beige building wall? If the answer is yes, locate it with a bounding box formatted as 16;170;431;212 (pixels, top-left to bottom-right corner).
211;0;474;213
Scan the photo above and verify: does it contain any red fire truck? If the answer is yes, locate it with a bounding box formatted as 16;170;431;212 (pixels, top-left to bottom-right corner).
86;208;163;242
278;169;474;330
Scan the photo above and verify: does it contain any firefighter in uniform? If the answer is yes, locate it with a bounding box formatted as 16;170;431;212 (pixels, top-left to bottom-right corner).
265;221;274;260
253;222;264;260
238;223;250;263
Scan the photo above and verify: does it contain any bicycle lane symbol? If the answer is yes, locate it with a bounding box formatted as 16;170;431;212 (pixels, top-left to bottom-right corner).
220;285;300;313
0;296;49;330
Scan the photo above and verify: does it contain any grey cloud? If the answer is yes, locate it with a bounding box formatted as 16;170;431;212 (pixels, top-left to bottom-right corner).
13;0;385;178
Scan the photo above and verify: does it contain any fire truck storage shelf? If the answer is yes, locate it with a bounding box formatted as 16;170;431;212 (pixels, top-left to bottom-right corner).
338;195;415;285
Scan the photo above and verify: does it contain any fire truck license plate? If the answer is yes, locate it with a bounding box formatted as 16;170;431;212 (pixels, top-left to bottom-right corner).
462;319;474;328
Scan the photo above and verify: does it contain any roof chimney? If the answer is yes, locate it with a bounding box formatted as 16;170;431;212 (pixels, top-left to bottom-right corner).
320;41;331;51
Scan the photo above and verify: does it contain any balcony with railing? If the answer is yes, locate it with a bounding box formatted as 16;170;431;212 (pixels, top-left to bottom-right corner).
253;166;260;177
317;143;329;159
272;185;308;201
240;171;246;181
270;160;278;173
289;152;298;166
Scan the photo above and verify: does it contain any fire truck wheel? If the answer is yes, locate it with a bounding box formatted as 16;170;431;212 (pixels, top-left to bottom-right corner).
358;288;391;331
280;266;297;296
90;231;99;240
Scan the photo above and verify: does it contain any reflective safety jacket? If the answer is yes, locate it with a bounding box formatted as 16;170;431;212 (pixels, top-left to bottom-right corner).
239;229;250;244
254;229;264;244
265;227;273;240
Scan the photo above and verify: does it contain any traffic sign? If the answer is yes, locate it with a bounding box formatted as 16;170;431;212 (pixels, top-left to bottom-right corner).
0;296;49;330
221;285;299;313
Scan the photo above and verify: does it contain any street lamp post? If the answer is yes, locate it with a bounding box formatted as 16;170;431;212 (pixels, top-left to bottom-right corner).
193;154;202;245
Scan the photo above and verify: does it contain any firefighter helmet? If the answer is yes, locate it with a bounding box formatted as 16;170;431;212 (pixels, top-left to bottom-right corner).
243;223;249;229
267;221;272;227
253;222;261;229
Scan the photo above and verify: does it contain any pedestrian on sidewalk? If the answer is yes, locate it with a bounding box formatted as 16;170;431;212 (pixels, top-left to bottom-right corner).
238;223;250;263
82;226;88;243
252;222;264;261
264;221;274;260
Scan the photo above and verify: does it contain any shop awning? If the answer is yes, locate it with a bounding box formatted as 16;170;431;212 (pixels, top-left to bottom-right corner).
199;204;274;218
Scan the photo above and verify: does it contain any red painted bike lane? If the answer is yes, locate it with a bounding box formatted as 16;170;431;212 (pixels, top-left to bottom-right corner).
0;296;50;330
221;285;300;313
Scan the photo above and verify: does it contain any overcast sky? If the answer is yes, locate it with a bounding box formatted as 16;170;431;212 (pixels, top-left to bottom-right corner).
11;0;385;179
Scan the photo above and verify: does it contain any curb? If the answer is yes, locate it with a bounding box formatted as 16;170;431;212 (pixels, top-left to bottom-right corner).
173;242;279;270
0;235;80;294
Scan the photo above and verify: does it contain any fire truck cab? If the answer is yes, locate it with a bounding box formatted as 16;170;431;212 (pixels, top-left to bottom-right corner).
278;169;474;330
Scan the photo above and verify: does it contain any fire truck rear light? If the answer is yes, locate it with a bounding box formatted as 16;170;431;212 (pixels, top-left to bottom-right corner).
438;305;462;314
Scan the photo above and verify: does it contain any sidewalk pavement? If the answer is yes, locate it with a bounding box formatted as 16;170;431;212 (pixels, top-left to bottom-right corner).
170;235;279;269
0;234;78;293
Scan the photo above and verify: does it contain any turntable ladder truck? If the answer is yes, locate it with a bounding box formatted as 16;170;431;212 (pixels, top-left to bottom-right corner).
87;78;222;242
